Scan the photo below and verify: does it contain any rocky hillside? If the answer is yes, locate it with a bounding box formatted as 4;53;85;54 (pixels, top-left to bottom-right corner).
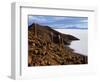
28;23;88;66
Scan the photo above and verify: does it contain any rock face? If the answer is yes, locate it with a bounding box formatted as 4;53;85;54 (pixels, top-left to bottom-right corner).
28;23;88;66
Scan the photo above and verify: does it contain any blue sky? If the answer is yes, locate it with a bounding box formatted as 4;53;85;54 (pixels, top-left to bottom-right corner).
28;15;88;29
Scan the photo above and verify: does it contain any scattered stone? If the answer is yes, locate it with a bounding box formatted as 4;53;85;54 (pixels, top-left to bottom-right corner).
28;23;88;66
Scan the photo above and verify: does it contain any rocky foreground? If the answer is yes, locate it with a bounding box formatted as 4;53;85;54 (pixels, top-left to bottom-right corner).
28;23;88;66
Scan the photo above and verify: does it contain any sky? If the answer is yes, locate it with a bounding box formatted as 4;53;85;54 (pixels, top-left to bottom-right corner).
28;15;88;29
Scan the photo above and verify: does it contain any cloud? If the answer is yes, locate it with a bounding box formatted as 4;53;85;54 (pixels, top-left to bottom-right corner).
28;16;48;25
53;17;67;20
28;15;88;29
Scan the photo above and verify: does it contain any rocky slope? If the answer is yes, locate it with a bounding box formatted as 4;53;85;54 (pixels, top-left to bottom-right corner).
28;23;88;66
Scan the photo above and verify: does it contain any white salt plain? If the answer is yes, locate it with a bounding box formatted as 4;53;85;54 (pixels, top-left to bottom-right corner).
54;29;88;56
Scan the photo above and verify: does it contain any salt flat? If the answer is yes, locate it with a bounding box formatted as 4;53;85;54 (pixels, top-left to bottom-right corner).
54;29;88;56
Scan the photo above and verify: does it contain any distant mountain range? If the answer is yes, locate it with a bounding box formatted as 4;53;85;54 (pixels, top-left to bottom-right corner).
52;26;88;29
